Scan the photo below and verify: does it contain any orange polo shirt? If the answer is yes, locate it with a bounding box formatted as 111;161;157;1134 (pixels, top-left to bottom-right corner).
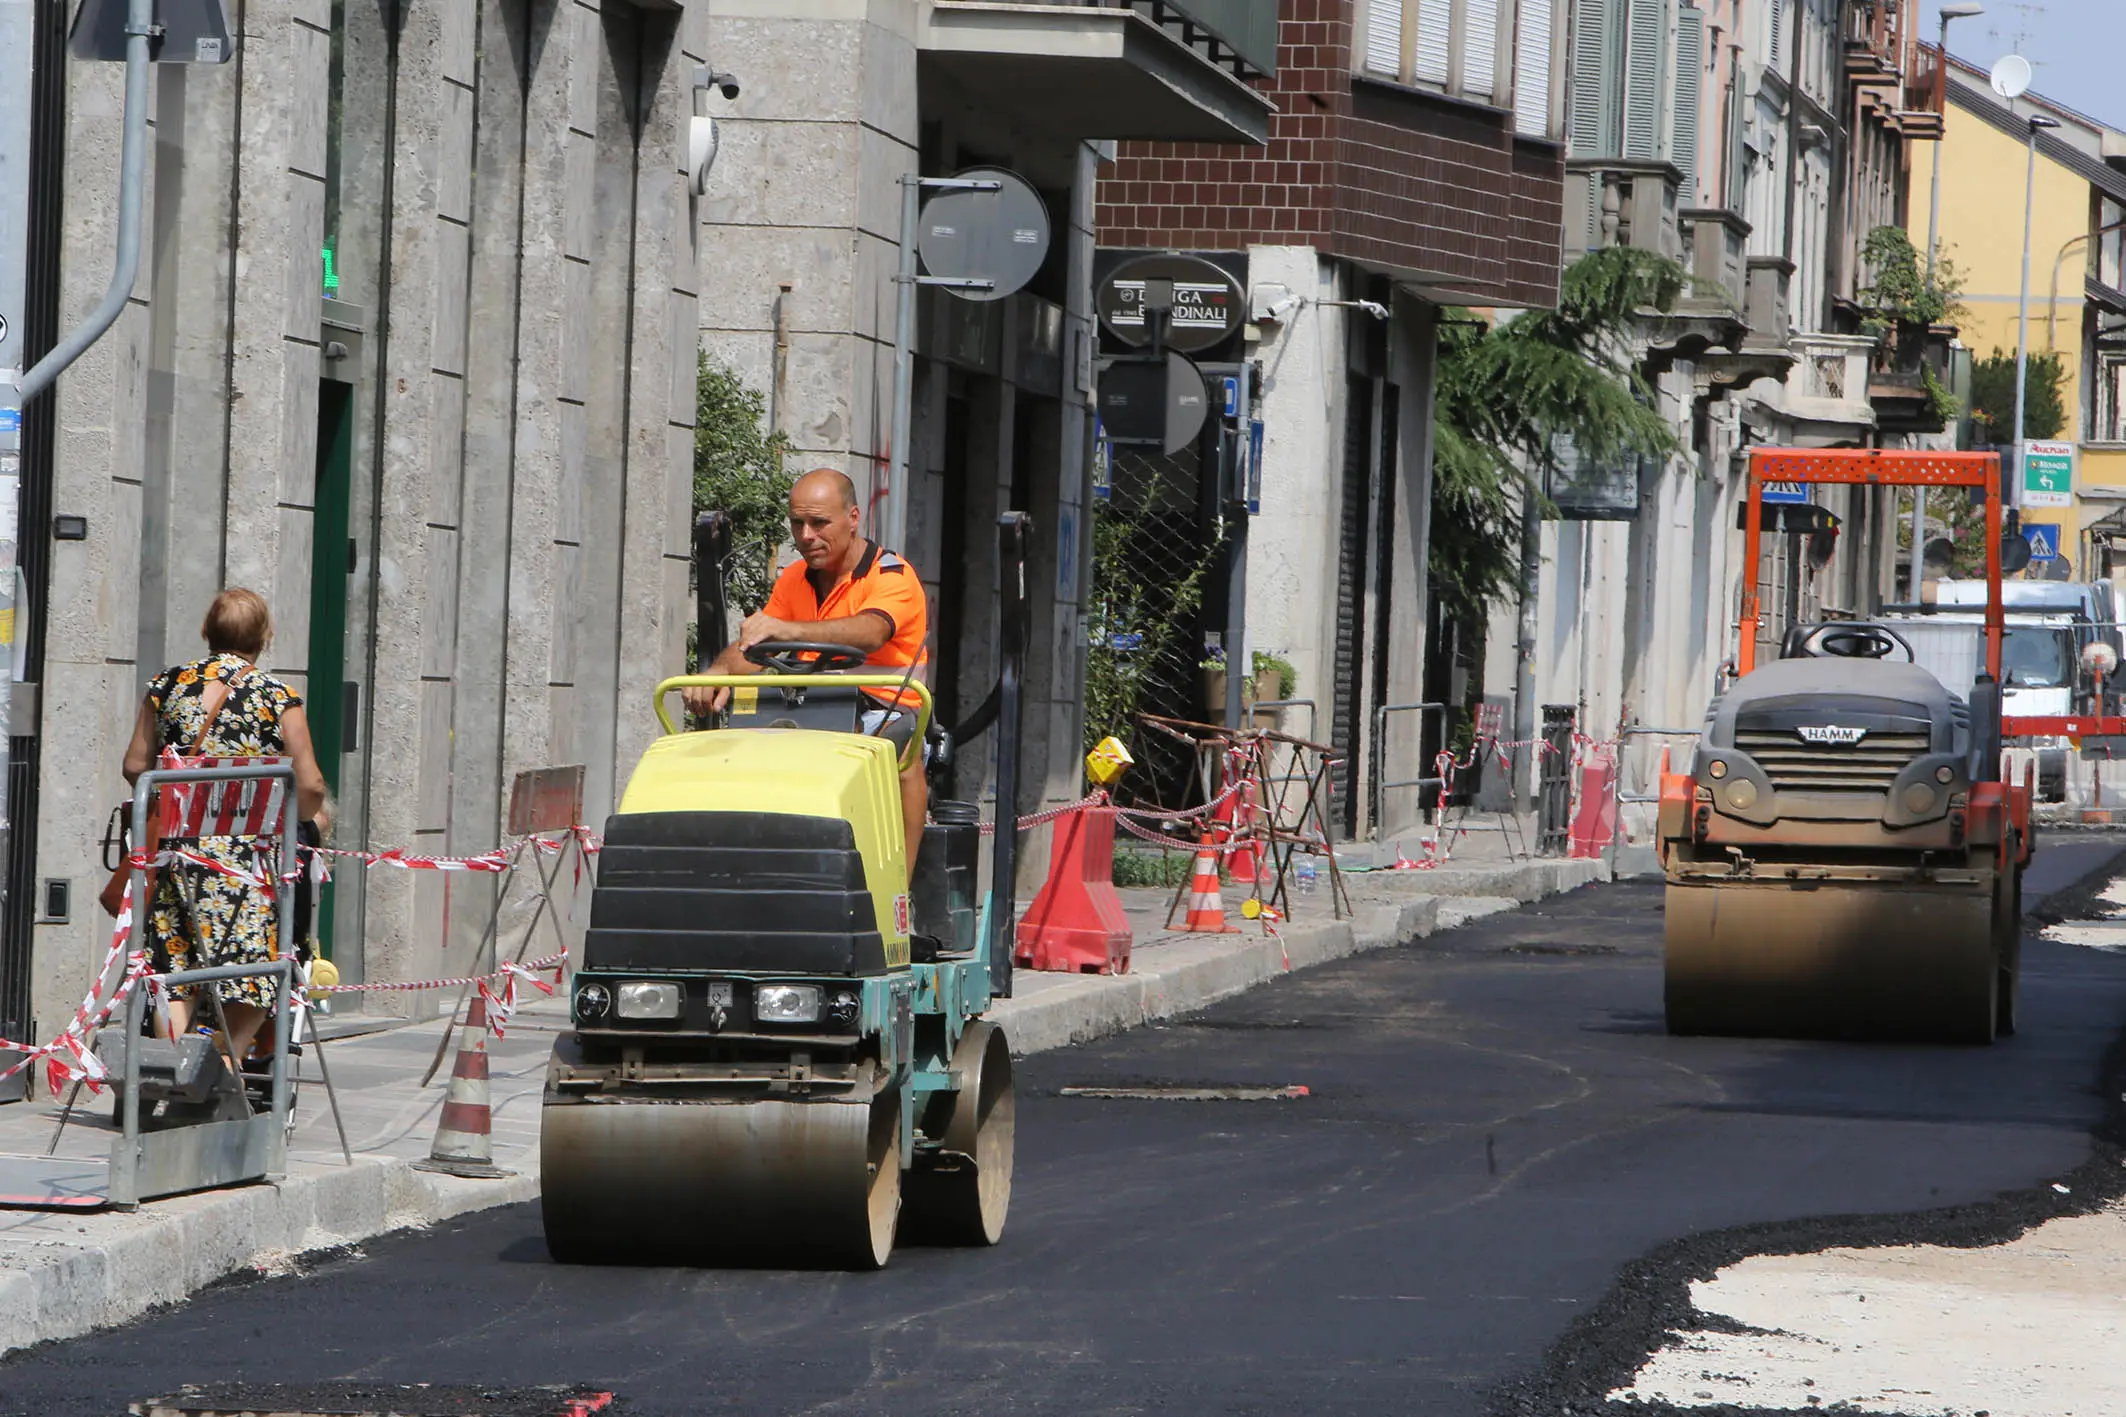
762;541;928;706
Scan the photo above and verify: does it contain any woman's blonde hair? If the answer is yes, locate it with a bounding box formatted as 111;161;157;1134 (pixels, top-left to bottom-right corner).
202;588;272;658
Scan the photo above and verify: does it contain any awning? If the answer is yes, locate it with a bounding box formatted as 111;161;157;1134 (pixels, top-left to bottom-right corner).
921;3;1275;147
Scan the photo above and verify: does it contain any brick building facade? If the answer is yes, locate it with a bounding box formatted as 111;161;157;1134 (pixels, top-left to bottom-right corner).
1092;0;1568;842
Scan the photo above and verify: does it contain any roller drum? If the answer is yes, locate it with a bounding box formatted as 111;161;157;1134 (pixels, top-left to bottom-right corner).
1664;877;2000;1044
541;1077;901;1269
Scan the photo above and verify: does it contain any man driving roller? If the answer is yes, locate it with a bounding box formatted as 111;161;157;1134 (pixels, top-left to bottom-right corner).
685;469;932;865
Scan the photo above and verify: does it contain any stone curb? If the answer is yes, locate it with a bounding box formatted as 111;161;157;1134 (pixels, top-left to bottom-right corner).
0;853;1604;1357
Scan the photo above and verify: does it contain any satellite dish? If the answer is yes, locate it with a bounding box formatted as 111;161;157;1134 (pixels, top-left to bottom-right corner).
917;167;1051;305
1991;54;2033;100
688;115;720;196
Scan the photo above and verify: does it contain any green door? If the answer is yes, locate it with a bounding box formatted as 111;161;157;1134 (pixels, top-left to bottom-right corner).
306;380;356;960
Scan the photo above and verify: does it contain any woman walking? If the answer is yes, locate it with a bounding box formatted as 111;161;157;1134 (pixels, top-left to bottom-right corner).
121;588;326;1063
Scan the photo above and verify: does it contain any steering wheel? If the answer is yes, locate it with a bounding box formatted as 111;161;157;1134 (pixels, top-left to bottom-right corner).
1800;623;1914;662
744;640;870;675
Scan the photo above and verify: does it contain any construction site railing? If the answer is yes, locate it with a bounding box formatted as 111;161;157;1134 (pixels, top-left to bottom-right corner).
1372;701;1447;841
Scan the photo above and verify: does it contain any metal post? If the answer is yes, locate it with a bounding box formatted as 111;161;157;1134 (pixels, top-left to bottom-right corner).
1222;370;1250;732
886;174;921;553
2012;114;2060;493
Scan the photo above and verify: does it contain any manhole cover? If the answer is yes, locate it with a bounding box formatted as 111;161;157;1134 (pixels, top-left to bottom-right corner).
1058;1084;1310;1102
1501;942;1620;956
132;1385;616;1417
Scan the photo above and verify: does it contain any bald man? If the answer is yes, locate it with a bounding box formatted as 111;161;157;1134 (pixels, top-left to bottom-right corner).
688;469;933;865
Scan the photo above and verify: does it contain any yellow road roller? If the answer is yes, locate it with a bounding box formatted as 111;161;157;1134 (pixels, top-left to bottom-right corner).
540;515;1029;1268
1659;449;2036;1044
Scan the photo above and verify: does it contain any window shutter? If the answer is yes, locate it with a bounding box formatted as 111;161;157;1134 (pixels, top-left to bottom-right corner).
1366;0;1406;76
1463;0;1501;101
1674;5;1704;195
1415;0;1453;83
1769;0;1784;71
1568;0;1612;156
1621;0;1667;162
1515;0;1555;136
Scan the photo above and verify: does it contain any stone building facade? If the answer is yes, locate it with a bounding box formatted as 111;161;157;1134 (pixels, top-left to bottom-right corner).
4;0;711;1047
697;1;1275;850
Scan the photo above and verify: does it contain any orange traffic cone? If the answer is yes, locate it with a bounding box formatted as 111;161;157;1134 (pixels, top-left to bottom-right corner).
1177;834;1240;933
414;991;511;1179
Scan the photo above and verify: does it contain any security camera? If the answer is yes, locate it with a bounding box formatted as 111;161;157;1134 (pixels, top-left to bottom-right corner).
694;66;741;102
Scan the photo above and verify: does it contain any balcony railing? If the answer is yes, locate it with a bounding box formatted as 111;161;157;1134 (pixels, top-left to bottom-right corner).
1680;209;1749;314
1054;0;1277;78
1844;0;1909;83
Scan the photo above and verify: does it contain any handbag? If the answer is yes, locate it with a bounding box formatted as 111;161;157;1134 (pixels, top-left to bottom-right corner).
98;673;239;918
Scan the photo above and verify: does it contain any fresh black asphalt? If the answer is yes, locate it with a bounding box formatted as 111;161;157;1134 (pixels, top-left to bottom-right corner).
6;839;2126;1417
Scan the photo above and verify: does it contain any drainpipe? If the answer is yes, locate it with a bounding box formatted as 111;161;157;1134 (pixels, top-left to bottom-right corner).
769;281;792;437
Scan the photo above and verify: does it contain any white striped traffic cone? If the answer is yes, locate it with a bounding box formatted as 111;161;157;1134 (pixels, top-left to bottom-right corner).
1180;834;1239;934
414;992;511;1179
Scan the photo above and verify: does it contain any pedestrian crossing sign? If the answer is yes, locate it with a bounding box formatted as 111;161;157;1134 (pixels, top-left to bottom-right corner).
2025;522;2061;561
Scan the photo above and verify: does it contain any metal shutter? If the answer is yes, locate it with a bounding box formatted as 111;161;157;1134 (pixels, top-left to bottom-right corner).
1463;0;1501;101
1332;381;1374;840
1515;0;1555;137
1415;0;1453;83
1621;0;1668;162
1367;0;1406;76
1568;0;1612;157
1674;5;1704;196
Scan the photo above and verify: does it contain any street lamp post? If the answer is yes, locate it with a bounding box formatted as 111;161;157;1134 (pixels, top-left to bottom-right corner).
1913;2;1983;597
2013;112;2063;500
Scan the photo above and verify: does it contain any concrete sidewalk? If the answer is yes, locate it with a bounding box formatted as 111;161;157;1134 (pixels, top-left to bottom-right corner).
0;848;1605;1357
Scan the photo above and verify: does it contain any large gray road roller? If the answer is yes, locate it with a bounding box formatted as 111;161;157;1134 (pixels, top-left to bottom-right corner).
1659;449;2038;1044
539;515;1031;1268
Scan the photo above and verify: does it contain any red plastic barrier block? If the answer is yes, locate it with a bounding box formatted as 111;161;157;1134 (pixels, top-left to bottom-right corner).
1569;750;1616;859
1015;806;1133;975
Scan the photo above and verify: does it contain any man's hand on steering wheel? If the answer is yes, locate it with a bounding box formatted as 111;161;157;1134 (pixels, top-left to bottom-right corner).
743;641;870;675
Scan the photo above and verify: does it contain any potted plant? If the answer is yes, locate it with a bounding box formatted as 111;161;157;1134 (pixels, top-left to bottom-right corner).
1198;641;1227;722
1250;650;1296;728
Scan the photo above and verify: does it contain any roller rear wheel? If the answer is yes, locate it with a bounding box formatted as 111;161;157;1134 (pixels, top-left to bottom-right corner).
902;1021;1015;1246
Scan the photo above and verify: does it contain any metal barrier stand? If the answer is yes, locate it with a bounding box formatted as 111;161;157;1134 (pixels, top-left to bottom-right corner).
113;759;299;1207
1372;701;1446;859
1609;727;1699;875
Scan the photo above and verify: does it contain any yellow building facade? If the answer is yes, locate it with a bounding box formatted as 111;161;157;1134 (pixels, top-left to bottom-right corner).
1909;57;2126;576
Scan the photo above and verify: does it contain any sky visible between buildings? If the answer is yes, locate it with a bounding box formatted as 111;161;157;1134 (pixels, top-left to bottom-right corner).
1924;0;2126;127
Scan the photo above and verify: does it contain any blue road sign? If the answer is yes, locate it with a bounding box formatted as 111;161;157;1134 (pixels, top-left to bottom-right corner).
1221;375;1240;418
2026;522;2061;561
1759;480;1809;504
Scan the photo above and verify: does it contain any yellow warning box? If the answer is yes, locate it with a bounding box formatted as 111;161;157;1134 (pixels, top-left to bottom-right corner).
1085;735;1134;787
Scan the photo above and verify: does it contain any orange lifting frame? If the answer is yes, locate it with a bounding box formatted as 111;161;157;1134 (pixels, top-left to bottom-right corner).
1736;447;2004;681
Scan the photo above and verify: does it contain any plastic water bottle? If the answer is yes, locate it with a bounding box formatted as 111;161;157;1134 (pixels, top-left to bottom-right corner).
1296;856;1318;895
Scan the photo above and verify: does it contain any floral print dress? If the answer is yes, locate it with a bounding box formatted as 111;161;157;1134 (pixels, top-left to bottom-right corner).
145;653;303;1007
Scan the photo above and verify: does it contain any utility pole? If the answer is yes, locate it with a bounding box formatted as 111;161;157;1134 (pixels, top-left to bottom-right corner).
1916;3;1985;598
2012;112;2062;493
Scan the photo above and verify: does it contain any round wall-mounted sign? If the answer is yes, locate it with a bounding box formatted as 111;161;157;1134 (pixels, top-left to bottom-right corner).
917;167;1051;304
1097;254;1244;354
1096;350;1211;455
